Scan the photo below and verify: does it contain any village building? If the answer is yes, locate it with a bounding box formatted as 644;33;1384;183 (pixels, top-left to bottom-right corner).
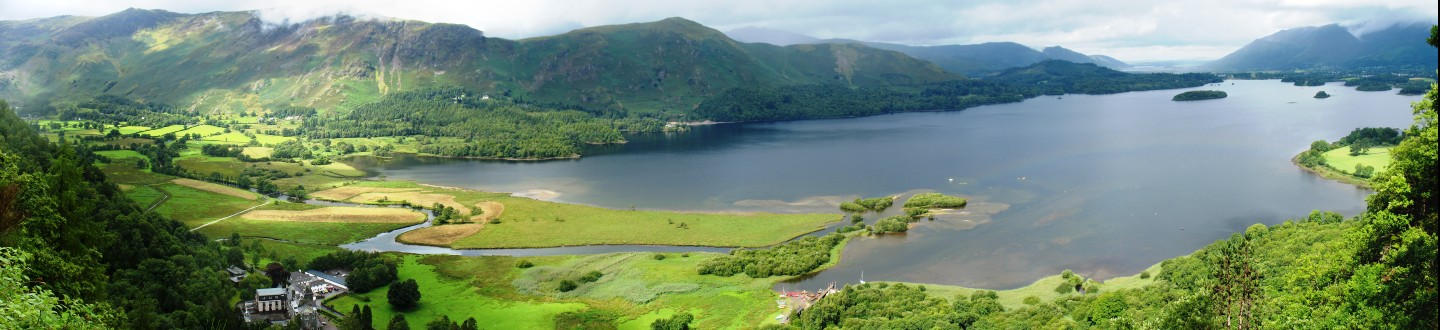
226;266;247;283
255;288;288;313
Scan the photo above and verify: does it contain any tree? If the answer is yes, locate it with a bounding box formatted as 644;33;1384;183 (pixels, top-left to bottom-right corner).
387;314;409;330
237;274;270;300
225;248;243;266
1349;140;1372;156
0;248;112;328
362;305;374;330
264;262;290;287
388;279;422;310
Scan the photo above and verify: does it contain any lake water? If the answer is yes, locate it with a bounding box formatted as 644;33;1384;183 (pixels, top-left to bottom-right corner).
349;80;1420;289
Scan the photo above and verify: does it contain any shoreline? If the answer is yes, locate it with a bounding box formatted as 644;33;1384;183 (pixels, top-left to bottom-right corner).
1291;153;1373;189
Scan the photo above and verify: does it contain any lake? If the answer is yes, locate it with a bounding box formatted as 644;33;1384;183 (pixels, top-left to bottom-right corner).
349;80;1420;289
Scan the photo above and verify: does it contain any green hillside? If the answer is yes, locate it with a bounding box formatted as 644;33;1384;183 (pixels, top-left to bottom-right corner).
0;10;956;117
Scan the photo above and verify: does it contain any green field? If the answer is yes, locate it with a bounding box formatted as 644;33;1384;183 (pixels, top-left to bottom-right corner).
201;132;294;145
150;182;265;226
116;125;153;134
195;201;421;245
173;153;364;191
1321;146;1392;175
123;185;167;210
96;149;147;161
197;217;414;245
139;124;187;136
328;255;588;330
174;124;226;137
319;181;840;248
328;252;786;330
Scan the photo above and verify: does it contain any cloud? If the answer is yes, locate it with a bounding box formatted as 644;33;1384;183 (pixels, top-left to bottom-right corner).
0;0;1434;62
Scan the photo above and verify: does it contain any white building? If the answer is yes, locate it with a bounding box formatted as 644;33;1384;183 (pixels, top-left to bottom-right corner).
255;288;287;313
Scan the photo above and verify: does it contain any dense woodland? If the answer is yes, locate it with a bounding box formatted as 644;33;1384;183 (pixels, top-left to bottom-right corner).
52;95;196;128
302;87;666;159
1229;70;1436;95
694;61;1221;122
985;60;1223;95
0;100;247;328
696;233;846;278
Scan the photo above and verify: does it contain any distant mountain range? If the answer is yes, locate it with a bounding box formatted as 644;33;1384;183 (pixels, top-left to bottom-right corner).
725;27;1130;75
0;9;955;115
1205;22;1437;71
1;9;1429;118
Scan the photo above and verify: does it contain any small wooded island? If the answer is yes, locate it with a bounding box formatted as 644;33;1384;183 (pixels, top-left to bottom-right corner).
1172;90;1228;101
1315;91;1331;98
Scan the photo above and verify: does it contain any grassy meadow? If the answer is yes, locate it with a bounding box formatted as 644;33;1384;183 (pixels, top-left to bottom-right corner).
1321;146;1392;175
312;181;840;248
328;252;788;330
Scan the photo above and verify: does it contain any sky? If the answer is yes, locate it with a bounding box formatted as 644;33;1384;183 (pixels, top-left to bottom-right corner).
0;0;1435;62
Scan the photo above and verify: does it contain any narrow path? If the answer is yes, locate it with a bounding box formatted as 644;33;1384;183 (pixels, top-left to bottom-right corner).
143;184;171;212
190;198;273;232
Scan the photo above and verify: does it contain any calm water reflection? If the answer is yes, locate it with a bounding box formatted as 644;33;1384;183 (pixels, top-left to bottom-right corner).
350;80;1418;289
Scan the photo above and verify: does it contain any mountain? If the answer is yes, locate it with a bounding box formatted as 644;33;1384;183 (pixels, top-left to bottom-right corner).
1088;55;1130;69
1040;46;1093;64
724;28;1129;75
0;10;956;116
859;42;1049;75
1206;22;1437;71
725;26;819;46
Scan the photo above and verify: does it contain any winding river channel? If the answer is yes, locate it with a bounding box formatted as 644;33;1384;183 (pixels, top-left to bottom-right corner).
340;80;1421;290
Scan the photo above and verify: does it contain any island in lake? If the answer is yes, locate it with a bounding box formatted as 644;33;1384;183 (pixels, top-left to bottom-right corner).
1315;91;1331;98
1172;90;1228;101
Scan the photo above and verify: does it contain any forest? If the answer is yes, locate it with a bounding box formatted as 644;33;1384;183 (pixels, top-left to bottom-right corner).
693;62;1221;122
1171;90;1228;101
695;233;847;278
0;100;247;328
302;87;666;159
986;60;1223;95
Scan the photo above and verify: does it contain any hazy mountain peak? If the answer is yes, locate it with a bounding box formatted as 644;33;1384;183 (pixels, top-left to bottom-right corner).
725;26;819;46
1207;21;1434;71
1040;46;1095;63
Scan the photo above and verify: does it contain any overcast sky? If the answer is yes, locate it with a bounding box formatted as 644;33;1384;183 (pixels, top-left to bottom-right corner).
1;0;1434;62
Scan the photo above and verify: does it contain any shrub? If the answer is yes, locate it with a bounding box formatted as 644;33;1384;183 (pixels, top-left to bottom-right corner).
1139;271;1151;279
650;313;694;330
873;217;910;234
1054;282;1074;294
578;271;603;283
903;193;967;209
839;201;866;213
557;280;578;292
516;260;534;268
653;254;667;260
1023;296;1041;305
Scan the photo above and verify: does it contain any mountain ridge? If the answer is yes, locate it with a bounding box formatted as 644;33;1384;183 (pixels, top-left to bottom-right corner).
1206;22;1436;71
0;11;956;117
724;28;1129;75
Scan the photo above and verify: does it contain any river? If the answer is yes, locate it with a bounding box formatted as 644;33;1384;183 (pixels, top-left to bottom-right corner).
346;80;1420;289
